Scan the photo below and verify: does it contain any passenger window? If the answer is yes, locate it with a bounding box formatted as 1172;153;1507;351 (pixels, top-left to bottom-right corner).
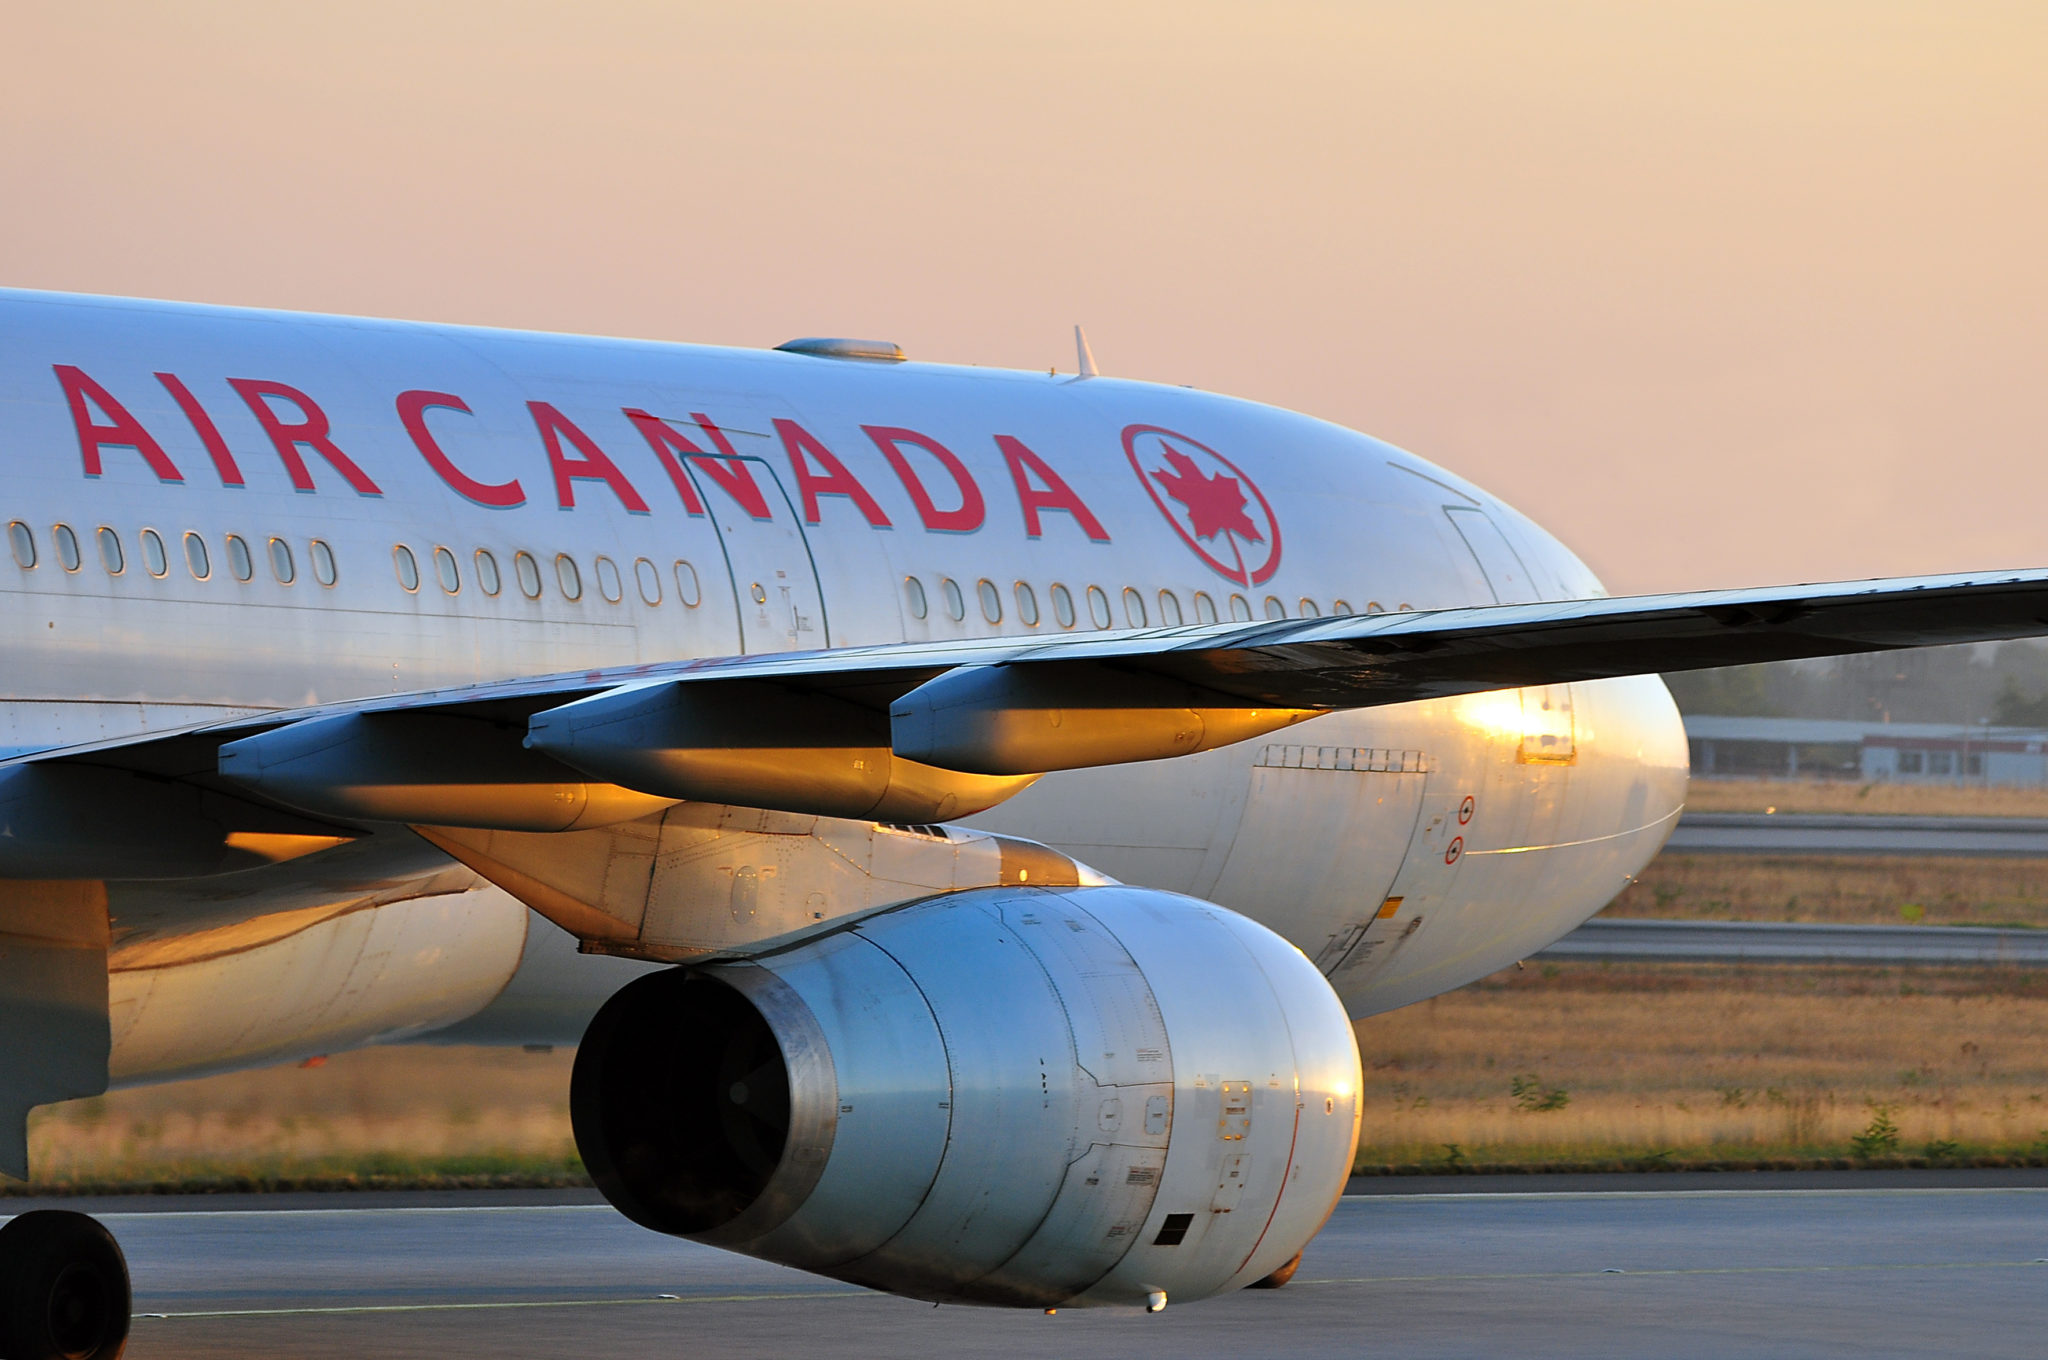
1331;599;1352;615
140;529;167;578
977;578;1002;624
556;554;582;601
1298;598;1319;618
6;522;33;569
53;524;81;572
1014;582;1039;626
1229;594;1252;621
1263;595;1286;620
941;577;965;621
1122;587;1147;627
1193;591;1217;625
226;534;255;582
475;549;502;596
904;576;928;620
311;539;338;587
673;560;701;607
434;546;460;594
393;545;420;592
634;557;661;605
185;532;211;580
594;556;622;603
96;527;123;575
1086;585;1111;629
515;551;543;599
1366;601;1385;614
269;538;295;584
1158;590;1183;626
1051;583;1076;628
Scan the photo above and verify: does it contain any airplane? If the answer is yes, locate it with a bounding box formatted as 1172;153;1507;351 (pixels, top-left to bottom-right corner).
4;286;2047;1358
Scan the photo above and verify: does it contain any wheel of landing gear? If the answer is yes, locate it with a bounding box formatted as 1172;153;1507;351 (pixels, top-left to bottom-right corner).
1249;1251;1303;1289
0;1210;132;1360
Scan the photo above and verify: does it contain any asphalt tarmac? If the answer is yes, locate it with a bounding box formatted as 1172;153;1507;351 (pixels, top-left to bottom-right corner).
20;1176;2048;1359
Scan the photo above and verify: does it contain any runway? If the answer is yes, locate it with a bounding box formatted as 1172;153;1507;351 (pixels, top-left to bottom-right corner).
1665;811;2048;856
23;1179;2048;1359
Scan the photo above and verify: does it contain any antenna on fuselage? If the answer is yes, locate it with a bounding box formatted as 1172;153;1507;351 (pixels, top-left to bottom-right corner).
1074;325;1099;379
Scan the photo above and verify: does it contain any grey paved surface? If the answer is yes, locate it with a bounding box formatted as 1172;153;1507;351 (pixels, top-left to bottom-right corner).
1666;811;2048;856
1543;917;2048;966
18;1181;2046;1359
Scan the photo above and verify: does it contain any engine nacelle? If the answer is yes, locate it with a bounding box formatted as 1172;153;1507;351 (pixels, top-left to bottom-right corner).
571;884;1361;1309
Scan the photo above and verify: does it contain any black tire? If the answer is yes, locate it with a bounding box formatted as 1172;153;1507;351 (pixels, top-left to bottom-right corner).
1249;1250;1302;1289
0;1210;131;1360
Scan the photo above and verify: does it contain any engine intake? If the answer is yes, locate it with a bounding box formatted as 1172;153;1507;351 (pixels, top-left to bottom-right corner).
572;884;1360;1309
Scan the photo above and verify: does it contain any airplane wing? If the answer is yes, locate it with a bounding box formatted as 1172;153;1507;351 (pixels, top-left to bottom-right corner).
7;566;2048;877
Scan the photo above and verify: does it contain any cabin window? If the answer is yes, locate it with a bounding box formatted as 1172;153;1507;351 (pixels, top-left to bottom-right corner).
977;578;1002;624
1158;590;1184;626
311;539;338;587
633;558;661;605
595;556;623;603
941;577;965;621
556;554;583;601
1051;583;1076;629
904;575;928;620
269;538;295;584
1331;599;1352;615
674;560;701;607
226;534;255;582
185;532;211;580
1014;582;1040;626
1263;595;1286;620
96;527;123;575
140;529;167;578
1229;594;1252;621
393;544;420;592
1298;598;1319;618
1122;587;1147;627
515;551;543;599
1193;591;1217;625
53;524;81;572
434;546;460;594
1086;585;1111;629
475;549;502;596
6;522;32;569
1366;601;1385;614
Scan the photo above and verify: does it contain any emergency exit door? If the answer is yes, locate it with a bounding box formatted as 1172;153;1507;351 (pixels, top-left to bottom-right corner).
681;454;829;654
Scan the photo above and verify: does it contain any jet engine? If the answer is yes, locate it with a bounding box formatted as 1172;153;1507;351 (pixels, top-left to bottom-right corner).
571;883;1361;1310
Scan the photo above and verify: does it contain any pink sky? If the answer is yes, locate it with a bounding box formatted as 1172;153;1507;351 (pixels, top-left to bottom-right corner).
4;1;2043;593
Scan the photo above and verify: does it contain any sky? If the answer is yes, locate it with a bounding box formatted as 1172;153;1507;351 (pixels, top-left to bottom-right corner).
4;1;2043;594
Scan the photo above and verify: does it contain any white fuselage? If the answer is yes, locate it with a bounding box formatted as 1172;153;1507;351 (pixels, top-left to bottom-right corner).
0;288;1690;1084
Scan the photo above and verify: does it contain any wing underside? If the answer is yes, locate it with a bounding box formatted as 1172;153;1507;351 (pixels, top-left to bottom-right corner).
6;566;2048;878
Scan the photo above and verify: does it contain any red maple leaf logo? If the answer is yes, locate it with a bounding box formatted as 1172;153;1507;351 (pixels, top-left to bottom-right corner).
1151;448;1262;543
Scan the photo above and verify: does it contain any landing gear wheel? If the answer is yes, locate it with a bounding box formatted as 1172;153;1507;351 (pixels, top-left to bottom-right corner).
0;1210;132;1359
1250;1251;1302;1289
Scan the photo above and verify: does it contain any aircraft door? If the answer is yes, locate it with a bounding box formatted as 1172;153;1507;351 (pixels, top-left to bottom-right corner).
1444;506;1539;605
1206;742;1428;975
680;453;830;654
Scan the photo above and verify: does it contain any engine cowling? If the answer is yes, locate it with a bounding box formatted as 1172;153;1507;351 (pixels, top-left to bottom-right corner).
571;883;1361;1309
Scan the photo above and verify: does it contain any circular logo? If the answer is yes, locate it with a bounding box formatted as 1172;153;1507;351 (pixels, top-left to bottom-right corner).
1122;425;1282;587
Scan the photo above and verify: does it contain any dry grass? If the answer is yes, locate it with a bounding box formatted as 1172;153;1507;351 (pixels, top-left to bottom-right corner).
21;1046;582;1190
19;963;2048;1186
1608;854;2048;929
1355;963;2048;1170
1685;777;2048;817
